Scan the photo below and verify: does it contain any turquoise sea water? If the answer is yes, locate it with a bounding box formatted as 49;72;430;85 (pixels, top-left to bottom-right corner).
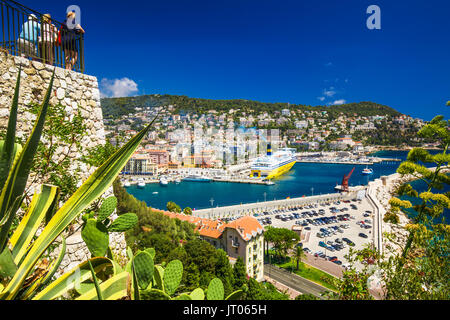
127;150;414;211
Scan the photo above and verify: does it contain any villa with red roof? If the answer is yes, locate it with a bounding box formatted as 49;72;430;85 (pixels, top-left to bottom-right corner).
158;210;265;281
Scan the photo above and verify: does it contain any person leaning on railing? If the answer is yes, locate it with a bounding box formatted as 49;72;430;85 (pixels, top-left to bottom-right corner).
38;14;58;65
61;11;85;70
16;14;41;60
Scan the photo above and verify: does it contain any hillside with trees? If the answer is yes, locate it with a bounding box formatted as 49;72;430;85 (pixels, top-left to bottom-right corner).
101;94;403;119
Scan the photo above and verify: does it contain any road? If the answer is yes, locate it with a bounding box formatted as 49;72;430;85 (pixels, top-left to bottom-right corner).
264;264;330;299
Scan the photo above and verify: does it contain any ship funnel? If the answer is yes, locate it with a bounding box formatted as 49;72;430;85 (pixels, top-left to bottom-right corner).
267;143;272;156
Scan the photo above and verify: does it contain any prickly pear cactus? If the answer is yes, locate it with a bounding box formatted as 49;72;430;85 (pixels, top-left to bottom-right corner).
153;265;164;291
163;260;183;296
140;288;171;300
133;251;154;290
145;248;156;260
81;219;109;257
97;196;118;221
173;294;192;300
207;278;224;301
108;213;138;232
189;288;205;301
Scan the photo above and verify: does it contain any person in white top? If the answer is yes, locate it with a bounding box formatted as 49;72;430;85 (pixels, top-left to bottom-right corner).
38;14;58;65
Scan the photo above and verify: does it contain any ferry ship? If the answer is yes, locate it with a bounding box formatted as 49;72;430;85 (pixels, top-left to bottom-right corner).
250;145;297;180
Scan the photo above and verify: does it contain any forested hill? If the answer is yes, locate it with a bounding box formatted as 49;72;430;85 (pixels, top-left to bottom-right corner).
101;94;403;119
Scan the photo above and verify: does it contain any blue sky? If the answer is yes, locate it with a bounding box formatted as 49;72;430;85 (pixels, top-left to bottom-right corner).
18;0;450;120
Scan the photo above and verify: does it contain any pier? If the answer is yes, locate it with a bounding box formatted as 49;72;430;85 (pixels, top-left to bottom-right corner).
192;191;363;220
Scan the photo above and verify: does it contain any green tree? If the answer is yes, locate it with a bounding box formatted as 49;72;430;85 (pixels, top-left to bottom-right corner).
265;227;300;259
183;207;193;215
167;201;182;213
214;249;235;297
233;257;247;289
295;294;318;300
294;246;306;271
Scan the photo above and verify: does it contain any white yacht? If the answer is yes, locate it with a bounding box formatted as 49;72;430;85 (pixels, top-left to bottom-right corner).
137;178;146;188
160;176;169;186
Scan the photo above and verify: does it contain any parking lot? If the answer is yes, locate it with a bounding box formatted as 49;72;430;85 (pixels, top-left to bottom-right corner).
256;197;376;269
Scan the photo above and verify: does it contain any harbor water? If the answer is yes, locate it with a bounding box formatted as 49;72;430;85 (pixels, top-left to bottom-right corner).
127;150;420;211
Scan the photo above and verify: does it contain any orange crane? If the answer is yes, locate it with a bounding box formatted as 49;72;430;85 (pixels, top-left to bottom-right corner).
341;167;355;193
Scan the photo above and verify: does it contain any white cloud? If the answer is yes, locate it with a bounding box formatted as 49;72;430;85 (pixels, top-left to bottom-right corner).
323;87;336;97
100;78;139;98
317;97;326;102
331;99;346;105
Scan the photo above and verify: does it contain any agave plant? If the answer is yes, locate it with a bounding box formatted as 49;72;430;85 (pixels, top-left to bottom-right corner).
0;68;156;300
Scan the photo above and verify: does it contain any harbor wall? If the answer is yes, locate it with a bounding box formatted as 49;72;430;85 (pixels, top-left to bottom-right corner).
193;192;357;220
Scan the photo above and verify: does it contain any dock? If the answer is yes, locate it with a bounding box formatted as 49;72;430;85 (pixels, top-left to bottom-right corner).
296;157;402;165
212;178;273;185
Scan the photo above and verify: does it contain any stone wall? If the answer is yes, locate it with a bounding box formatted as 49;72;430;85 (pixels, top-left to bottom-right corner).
0;51;128;272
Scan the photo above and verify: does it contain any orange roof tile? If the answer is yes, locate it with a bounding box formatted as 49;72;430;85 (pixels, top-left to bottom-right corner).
224;216;264;241
157;209;263;241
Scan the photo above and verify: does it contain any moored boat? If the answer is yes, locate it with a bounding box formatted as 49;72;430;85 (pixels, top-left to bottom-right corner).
160;176;169;186
137;178;146;188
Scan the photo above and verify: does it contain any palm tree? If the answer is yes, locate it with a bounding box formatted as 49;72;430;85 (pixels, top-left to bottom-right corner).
294;246;306;271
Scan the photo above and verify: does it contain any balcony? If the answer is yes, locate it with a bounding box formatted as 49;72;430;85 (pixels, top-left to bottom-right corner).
0;0;85;73
231;240;240;248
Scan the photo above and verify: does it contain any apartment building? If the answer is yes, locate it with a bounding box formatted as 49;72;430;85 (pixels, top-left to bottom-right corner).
160;212;265;282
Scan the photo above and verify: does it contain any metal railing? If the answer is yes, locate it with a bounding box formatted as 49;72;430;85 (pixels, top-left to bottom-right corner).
0;0;84;73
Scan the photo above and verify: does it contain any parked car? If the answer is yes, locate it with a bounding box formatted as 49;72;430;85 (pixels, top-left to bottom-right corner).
359;233;368;239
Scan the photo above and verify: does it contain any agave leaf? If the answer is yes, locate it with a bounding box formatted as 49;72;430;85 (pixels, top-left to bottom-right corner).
1;116;157;300
0;68;21;193
32;257;113;300
75;271;129;300
10;185;60;265
0;70;55;252
20;237;66;300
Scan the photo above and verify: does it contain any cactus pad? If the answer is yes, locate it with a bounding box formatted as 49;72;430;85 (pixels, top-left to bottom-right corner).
97;196;117;221
108;213;138;232
173;294;192;300
189;288;205;301
153;265;164;291
140;288;171;300
81;219;109;257
145;248;156;260
207;278;224;300
133;251;154;290
163;260;183;296
225;290;244;300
